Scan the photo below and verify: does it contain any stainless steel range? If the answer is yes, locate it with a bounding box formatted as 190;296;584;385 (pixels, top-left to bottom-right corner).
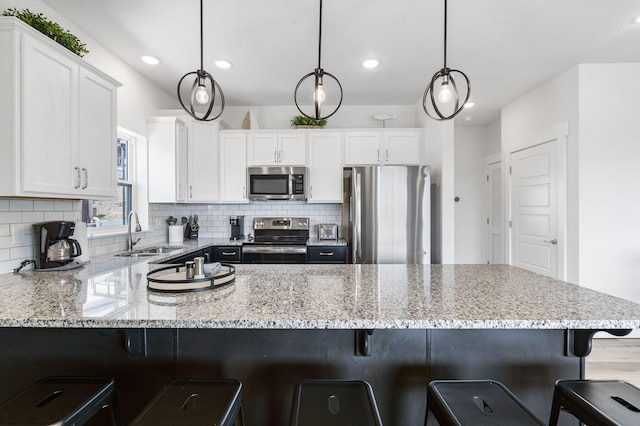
242;217;309;264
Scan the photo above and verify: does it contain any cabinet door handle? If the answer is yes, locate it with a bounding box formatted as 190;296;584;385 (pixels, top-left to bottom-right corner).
319;252;334;256
189;185;193;198
377;149;380;162
274;150;277;163
82;168;88;189
278;150;282;163
309;185;313;199
74;167;81;189
221;251;236;256
386;149;389;162
242;186;246;199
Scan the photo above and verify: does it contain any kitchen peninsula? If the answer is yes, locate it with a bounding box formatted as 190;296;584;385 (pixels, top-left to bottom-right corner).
1;255;640;425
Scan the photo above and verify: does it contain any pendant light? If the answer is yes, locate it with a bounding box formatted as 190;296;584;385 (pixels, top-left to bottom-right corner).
423;0;470;121
177;0;225;121
294;0;343;120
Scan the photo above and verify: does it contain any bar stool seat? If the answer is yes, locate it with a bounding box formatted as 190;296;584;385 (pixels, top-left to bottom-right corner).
426;380;544;426
0;376;120;426
130;379;244;426
290;380;383;426
549;379;640;426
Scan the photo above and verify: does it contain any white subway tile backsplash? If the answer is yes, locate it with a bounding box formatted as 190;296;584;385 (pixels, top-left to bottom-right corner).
0;212;22;223
44;212;65;221
33;200;55;211
22;212;44;223
10;200;34;212
0;196;344;273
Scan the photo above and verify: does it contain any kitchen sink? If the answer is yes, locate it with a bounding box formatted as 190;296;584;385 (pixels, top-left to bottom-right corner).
114;245;184;257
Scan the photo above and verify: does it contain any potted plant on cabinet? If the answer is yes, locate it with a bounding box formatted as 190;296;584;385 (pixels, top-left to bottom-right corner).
2;8;89;57
290;115;327;129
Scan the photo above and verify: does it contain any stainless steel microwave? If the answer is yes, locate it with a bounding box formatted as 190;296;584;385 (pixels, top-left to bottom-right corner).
248;167;306;200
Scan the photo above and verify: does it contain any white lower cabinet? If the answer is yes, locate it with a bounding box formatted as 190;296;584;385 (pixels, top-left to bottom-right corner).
219;131;248;203
307;132;343;203
0;18;119;199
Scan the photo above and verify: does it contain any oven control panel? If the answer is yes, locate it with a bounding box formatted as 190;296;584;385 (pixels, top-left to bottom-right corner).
253;217;309;230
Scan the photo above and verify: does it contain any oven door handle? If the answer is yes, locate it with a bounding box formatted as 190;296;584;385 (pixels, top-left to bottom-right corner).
242;245;307;254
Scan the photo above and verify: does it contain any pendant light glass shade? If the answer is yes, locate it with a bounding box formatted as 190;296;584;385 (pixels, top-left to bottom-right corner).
177;0;225;121
423;0;470;121
294;0;343;120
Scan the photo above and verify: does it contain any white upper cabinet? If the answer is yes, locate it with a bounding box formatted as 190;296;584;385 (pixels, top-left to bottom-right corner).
188;121;219;202
307;132;343;203
247;131;306;166
147;117;187;203
343;132;383;165
343;129;422;166
0;18;119;199
219;131;248;203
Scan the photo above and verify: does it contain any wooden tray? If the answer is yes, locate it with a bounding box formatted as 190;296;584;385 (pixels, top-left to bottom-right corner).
147;263;235;292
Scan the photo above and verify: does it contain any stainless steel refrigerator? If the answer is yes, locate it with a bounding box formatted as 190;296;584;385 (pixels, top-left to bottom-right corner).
342;165;431;264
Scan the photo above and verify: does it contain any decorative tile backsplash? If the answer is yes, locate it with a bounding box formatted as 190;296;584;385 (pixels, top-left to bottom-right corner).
0;198;342;273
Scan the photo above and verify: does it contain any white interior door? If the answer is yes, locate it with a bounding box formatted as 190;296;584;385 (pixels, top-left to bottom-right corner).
510;141;559;278
486;160;503;264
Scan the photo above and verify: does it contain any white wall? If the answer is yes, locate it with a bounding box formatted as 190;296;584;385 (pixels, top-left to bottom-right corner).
416;101;455;264
454;126;487;263
212;105;419;130
501;66;580;282
577;63;640;304
484;119;501;157
501;63;640;306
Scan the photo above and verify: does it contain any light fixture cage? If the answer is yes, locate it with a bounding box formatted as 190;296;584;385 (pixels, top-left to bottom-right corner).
294;0;343;120
422;0;471;121
423;68;470;120
177;0;225;121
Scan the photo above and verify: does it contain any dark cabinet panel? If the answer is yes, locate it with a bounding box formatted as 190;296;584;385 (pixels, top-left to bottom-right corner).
307;246;347;264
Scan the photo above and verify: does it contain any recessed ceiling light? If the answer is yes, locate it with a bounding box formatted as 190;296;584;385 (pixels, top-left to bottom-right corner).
464;101;475;108
140;55;160;65
362;59;380;69
215;59;232;69
633;14;640;24
464;116;473;121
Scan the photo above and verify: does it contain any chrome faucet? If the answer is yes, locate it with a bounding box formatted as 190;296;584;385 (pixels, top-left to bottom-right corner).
127;210;142;251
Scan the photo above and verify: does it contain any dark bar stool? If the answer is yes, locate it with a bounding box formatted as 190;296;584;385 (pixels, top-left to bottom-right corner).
549;379;640;426
426;380;544;425
289;380;383;426
0;376;120;425
131;379;244;426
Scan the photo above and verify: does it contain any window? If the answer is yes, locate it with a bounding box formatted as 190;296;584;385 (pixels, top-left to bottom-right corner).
82;133;134;228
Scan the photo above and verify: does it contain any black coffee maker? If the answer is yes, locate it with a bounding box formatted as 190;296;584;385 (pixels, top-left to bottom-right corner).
229;216;244;240
32;221;83;271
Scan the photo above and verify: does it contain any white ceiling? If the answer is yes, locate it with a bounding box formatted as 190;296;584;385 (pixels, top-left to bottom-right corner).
42;0;640;125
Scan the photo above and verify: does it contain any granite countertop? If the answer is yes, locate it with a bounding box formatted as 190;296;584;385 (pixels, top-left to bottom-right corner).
1;254;640;329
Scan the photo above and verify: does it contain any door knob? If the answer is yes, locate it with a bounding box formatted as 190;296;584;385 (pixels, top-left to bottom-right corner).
544;239;558;245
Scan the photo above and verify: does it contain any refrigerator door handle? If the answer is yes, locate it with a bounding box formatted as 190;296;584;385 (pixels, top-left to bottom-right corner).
354;172;362;260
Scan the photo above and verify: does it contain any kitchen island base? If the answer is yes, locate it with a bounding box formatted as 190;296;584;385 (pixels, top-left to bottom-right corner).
0;328;580;425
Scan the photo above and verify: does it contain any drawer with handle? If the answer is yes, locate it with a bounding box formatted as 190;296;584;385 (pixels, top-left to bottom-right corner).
307;246;347;264
214;246;242;263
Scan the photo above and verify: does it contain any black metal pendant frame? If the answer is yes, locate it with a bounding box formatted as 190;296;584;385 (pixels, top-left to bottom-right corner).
423;0;470;121
177;0;225;121
294;0;343;120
